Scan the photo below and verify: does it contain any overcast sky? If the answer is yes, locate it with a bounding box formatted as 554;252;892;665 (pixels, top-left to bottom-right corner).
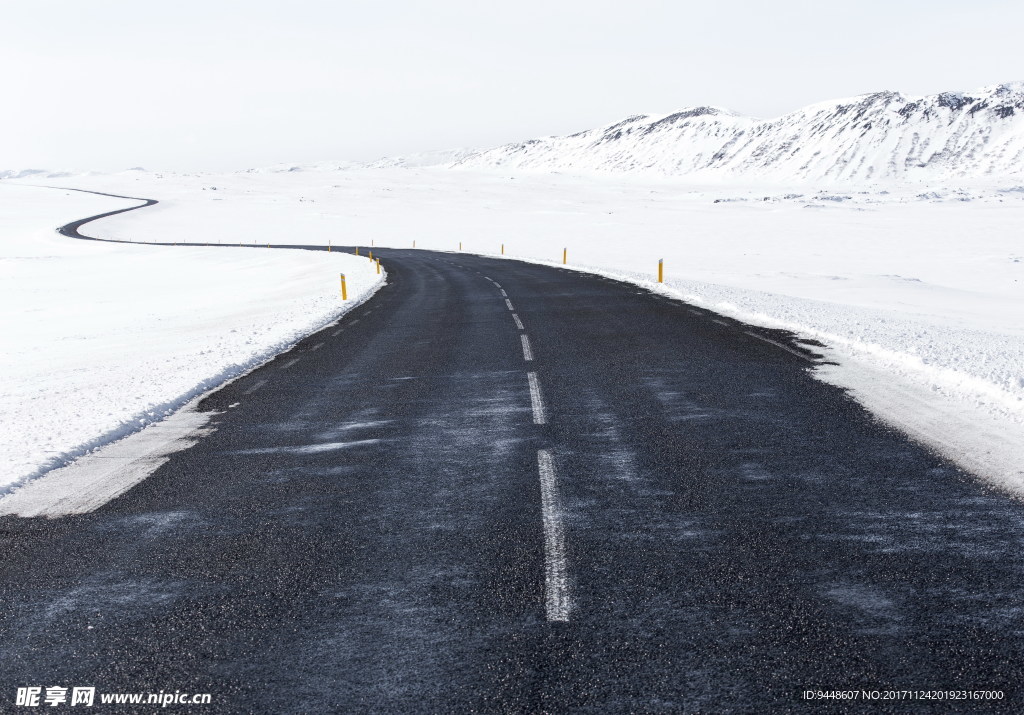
2;0;1021;172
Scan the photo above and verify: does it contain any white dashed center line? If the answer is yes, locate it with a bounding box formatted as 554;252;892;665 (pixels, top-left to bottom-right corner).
537;449;570;622
527;372;547;424
243;379;267;395
332;329;344;337
521;334;534;361
711;318;729;326
490;280;566;621
280;358;300;369
311;343;323;351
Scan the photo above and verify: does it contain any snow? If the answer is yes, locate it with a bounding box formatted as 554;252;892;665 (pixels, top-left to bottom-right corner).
0;183;382;493
4;159;1023;496
453;82;1024;183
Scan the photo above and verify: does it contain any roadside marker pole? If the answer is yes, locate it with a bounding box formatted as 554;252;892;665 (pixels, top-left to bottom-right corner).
340;274;348;300
658;258;664;283
413;239;416;248
328;239;331;253
376;258;381;274
459;241;462;251
355;246;359;256
563;248;567;265
369;250;373;261
501;243;505;255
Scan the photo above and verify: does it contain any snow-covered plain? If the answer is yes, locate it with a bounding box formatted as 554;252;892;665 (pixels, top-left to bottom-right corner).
5;163;1023;496
0;183;382;492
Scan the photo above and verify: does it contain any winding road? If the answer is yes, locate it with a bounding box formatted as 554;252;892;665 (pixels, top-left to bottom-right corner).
1;194;1022;712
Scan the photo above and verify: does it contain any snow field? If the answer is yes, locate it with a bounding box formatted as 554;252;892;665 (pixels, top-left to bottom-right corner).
0;183;382;492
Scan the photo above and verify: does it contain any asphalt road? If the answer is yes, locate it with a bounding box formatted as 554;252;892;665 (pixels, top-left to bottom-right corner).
1;198;1023;712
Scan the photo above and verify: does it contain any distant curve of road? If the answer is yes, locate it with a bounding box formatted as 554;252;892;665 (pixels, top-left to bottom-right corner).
52;187;158;240
1;191;1022;712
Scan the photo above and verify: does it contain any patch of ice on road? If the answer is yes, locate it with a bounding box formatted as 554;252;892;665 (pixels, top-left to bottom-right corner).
34;576;182;626
823;583;899;620
107;510;202;538
234;439;382;455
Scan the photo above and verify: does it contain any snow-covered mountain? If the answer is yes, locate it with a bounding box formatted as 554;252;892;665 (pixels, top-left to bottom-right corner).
0;169;77;180
453;83;1024;182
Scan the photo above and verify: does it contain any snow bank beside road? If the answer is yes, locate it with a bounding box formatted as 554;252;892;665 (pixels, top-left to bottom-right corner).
0;183;381;492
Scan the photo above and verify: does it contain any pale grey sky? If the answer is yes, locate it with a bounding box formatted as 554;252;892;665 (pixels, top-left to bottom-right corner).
2;0;1021;171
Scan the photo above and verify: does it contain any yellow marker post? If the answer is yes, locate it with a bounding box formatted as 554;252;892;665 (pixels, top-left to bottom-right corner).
340;274;348;300
501;244;504;255
459;241;462;251
372;239;375;247
413;239;416;248
328;240;331;253
369;250;373;261
658;258;664;283
376;258;381;274
355;247;360;256
563;248;567;265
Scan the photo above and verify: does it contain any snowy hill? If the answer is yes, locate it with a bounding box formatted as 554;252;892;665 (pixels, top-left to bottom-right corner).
366;148;478;169
0;169;77;180
453;82;1024;182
